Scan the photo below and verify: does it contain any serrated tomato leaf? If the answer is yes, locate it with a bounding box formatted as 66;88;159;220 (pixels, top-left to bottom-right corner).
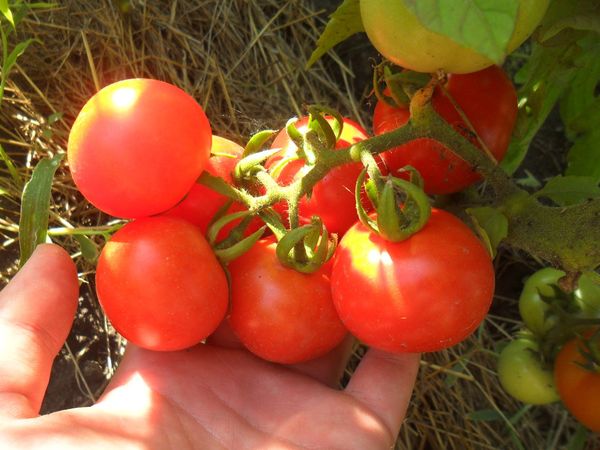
501;42;579;174
404;0;518;64
535;175;600;206
467;206;508;258
306;0;363;69
19;153;63;266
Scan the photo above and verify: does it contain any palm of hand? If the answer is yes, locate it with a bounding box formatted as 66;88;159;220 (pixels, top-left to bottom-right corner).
0;245;418;450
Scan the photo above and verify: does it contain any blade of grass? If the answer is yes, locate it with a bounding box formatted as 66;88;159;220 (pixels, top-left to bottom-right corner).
18;153;63;266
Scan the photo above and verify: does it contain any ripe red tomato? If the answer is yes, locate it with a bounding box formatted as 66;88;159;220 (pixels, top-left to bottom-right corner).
68;78;212;218
331;209;495;352
162;135;262;240
96;216;228;351
554;332;600;432
373;66;517;194
268;116;371;235
227;238;347;364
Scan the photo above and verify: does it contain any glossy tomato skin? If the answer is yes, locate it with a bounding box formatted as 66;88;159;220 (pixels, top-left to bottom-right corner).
68;79;211;218
554;333;600;432
162;136;262;240
96;216;228;351
331;209;495;352
228;238;347;364
269;116;371;235
374;66;517;194
497;338;559;405
360;0;549;74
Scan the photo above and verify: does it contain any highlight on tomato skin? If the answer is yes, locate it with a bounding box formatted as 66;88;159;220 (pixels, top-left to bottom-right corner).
95;216;229;351
373;65;517;195
67;78;212;219
330;209;495;353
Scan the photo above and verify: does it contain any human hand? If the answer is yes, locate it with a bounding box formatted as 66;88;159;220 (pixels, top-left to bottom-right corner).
0;244;419;449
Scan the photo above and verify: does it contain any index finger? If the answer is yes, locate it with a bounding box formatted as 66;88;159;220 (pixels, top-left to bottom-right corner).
344;349;420;438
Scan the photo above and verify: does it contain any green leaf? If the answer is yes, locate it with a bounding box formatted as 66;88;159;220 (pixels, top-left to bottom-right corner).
559;37;600;138
74;235;99;262
539;14;600;43
467;207;508;258
18;153;63;267
404;0;519;64
566;424;589;450
535;175;600;206
0;0;14;28
306;0;364;69
501;42;580;174
2;38;37;75
566;129;600;180
0;142;23;186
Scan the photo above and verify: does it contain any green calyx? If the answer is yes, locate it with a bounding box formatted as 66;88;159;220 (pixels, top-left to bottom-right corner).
275;217;337;273
355;167;431;242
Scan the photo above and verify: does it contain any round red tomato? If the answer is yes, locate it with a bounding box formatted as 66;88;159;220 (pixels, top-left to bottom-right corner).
331;209;495;352
96;216;228;351
162;135;262;240
68;78;212;218
227;238;347;364
268;116;371;235
554;332;600;432
373;66;517;194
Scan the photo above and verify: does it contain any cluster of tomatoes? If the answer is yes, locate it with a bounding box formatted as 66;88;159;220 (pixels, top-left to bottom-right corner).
66;65;515;365
498;268;600;432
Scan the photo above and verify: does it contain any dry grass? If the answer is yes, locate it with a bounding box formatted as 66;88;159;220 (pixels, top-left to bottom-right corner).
0;1;598;448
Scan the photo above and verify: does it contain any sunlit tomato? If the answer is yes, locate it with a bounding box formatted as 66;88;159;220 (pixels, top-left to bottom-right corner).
554;332;600;432
227;238;347;364
268;116;370;235
497;338;559;405
331;209;495;352
96;216;228;351
68;79;211;218
360;0;550;74
373;66;517;194
162;136;262;240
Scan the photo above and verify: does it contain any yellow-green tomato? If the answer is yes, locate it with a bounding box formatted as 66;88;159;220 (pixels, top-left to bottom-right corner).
497;338;559;405
360;0;550;74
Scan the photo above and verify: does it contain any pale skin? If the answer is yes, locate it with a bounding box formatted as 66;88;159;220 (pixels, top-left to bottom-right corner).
0;244;420;449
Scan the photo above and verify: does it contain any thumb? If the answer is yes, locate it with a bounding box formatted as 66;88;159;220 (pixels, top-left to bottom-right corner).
0;244;79;419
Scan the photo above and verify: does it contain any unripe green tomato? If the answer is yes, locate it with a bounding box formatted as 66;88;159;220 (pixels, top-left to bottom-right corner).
575;273;600;316
497;338;559;405
360;0;550;74
519;267;564;337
